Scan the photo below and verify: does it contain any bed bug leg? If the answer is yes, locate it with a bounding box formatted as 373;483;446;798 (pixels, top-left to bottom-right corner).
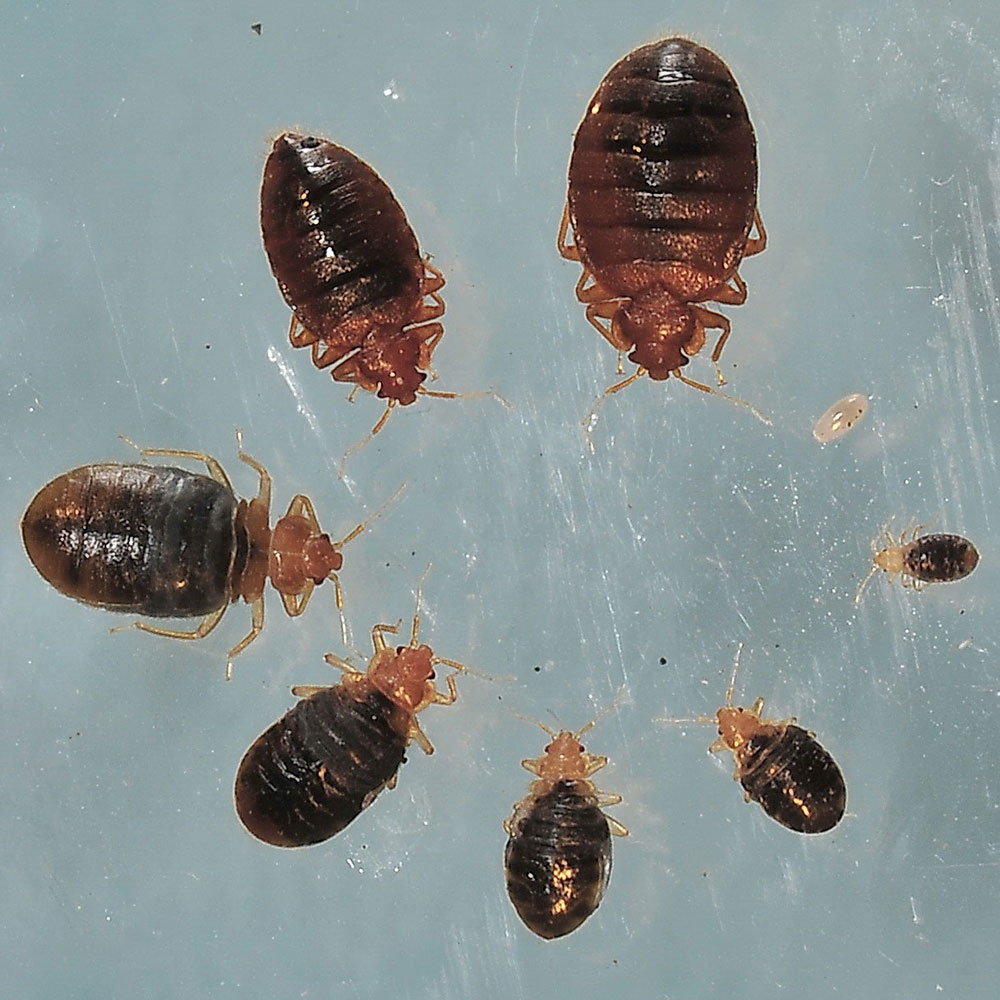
120;436;235;491
557;203;581;261
110;604;228;645
224;597;264;680
743;209;768;257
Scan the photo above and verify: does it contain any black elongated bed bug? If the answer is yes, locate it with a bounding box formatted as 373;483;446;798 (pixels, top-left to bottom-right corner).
663;648;846;834
20;437;396;672
855;523;980;604
503;721;627;939
234;584;463;846
559;38;766;412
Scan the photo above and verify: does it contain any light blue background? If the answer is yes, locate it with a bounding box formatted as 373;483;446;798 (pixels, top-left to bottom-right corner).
2;1;999;997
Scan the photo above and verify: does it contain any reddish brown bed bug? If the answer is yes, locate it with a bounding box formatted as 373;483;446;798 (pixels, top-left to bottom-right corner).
20;435;397;674
503;720;627;939
260;131;467;439
558;38;767;420
234;583;464;847
663;647;846;834
855;523;980;604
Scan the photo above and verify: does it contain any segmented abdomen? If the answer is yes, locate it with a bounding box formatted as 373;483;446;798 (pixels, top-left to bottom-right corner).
739;724;846;834
234;684;409;847
569;38;757;296
905;534;980;582
260;133;423;356
504;779;612;938
21;464;237;617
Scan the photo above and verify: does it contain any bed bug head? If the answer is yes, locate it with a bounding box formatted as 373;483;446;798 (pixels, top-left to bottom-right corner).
533;728;593;779
370;641;438;711
269;514;342;595
714;702;768;752
617;293;696;380
353;333;428;406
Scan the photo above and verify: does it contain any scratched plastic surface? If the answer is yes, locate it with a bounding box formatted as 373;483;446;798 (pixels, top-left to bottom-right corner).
1;2;998;998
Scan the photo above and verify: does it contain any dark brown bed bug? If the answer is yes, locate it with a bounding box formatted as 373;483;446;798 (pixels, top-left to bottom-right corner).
234;589;464;847
21;437;394;672
663;648;846;834
261;132;459;439
503;722;627;939
559;37;766;405
855;523;980;604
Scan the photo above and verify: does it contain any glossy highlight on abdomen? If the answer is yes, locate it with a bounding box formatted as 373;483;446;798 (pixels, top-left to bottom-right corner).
738;724;846;834
504;779;612;939
235;685;408;847
569;37;757;291
21;463;237;617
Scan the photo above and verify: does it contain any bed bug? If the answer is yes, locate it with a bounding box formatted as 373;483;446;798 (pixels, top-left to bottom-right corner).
812;393;868;443
234;583;464;846
503;720;628;939
855;523;980;604
662;647;846;834
559;38;766;418
20;436;396;673
260;131;465;440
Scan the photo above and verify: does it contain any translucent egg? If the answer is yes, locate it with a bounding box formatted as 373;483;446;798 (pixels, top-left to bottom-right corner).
813;393;868;443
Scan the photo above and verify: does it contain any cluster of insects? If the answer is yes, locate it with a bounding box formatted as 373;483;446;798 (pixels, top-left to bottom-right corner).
20;35;983;942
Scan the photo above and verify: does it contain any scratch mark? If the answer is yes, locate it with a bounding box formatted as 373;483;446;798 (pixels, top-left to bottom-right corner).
862;143;877;180
267;345;322;439
81;221;144;424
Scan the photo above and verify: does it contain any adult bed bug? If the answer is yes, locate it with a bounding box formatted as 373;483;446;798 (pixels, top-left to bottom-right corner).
20;437;396;673
260;132;462;440
559;38;766;411
663;647;846;834
503;720;627;939
234;583;464;846
855;523;980;604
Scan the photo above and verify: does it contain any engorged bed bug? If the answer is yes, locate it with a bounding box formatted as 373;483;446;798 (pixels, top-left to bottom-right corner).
558;38;767;423
503;720;627;939
855;523;980;604
260;131;465;440
662;647;846;834
20;436;397;674
234;582;464;847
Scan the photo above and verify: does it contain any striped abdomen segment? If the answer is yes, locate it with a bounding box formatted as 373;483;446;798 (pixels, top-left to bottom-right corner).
234;685;409;847
905;534;980;582
260;133;423;356
569;37;757;295
738;724;846;834
21;464;237;617
504;779;612;938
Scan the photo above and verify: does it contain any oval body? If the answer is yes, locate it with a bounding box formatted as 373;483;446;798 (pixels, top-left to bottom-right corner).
504;778;612;939
261;132;441;404
903;533;979;583
569;38;757;303
21;464;238;617
235;683;409;847
813;393;868;443
736;723;846;834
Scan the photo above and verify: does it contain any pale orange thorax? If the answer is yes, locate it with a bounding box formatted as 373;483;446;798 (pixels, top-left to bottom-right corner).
369;643;437;712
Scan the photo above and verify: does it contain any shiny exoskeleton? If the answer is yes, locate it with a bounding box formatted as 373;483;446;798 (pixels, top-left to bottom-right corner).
20;442;364;667
559;37;765;391
503;728;627;939
261;132;446;417
855;524;980;604
235;604;463;847
714;697;846;834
